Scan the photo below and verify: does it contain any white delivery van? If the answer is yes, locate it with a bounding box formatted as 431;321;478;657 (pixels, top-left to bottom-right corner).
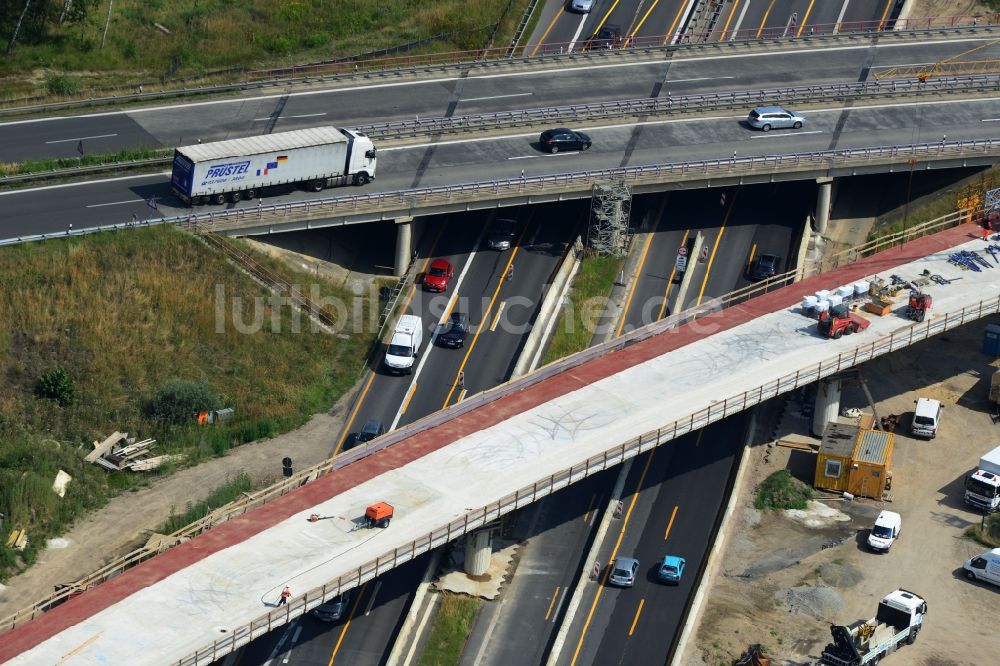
911;398;942;439
964;548;1000;586
867;510;901;552
384;314;423;375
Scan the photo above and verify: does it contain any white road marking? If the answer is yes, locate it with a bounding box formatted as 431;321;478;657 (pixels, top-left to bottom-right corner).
834;0;851;34
0;172;167;196
506;154;537;160
982;118;1000;122
461;93;533;102
667;76;736;83
364;581;381;616
253;112;328;121
750;129;823;139
870;62;936;68
5;35;989;128
729;0;753;39
567;11;590;54
86;198;145;208
280;625;302;664
45;133;118;144
262;619;299;666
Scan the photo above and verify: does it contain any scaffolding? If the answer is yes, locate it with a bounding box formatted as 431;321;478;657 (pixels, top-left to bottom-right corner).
587;181;632;255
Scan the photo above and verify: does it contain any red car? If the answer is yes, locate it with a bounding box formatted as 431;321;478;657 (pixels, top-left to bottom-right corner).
423;258;454;292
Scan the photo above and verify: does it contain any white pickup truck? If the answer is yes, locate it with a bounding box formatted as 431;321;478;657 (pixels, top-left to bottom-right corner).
819;589;926;666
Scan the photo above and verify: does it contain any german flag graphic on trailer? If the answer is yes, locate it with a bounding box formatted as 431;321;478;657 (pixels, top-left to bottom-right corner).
258;155;288;176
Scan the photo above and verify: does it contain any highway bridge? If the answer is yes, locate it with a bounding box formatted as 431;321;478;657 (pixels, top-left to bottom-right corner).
0;219;996;666
3;9;1000;666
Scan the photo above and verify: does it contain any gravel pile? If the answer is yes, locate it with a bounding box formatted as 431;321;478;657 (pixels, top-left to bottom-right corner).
779;584;844;618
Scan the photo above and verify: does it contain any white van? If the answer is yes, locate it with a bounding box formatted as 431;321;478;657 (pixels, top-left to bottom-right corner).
911;398;942;439
964;547;1000;586
384;314;423;375
867;510;901;552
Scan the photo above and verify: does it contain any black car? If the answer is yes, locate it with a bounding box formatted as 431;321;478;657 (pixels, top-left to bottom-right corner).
583;24;622;51
487;218;517;250
353;419;384;447
438;312;469;348
749;253;781;281
539;128;592;154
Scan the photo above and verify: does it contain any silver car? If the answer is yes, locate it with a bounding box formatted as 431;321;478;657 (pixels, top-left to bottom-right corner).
747;106;805;132
487;218;516;251
570;0;595;12
608;556;639;587
312;591;352;621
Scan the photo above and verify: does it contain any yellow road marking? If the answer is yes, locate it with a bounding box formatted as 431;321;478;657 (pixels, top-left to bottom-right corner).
328;582;368;665
746;242;757;273
570;450;657;665
695;191;739;307
490;301;506;331
796;0;816;37
584;493;597;523
664;505;679;540
400;382;417;416
756;0;777;39
877;0;894;31
530;9;563;57
628;598;645;636
615;232;655;337
658;229;690;320
545;586;561;621
658;0;688;46
719;0;741;41
333;372;376;455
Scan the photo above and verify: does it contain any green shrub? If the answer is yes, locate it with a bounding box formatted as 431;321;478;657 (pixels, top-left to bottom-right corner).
148;380;219;425
45;74;79;96
754;469;813;511
35;367;75;406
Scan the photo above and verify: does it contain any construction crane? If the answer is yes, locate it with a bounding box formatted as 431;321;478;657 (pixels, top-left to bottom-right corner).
873;38;1000;81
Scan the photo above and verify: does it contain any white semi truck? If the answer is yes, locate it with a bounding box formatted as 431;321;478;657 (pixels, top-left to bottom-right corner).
170;126;376;206
819;589;926;666
965;444;1000;512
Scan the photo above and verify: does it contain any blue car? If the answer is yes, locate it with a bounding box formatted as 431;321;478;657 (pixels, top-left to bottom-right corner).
658;555;686;584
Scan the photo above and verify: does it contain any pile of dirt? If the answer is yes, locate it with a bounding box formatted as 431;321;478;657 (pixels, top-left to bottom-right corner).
779;585;844;618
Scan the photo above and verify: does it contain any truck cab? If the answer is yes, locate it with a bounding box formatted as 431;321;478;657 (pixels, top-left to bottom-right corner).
820;589;926;666
384;314;423;375
965;443;1000;512
341;128;377;185
910;398;941;439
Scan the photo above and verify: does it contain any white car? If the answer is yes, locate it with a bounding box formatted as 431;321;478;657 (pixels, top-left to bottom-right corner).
867;510;901;552
570;0;594;12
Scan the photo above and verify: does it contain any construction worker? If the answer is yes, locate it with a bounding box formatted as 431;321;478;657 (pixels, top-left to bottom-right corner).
983;219;992;242
278;585;291;606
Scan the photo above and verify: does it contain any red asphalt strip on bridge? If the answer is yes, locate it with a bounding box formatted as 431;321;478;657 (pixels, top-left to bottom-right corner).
0;223;978;662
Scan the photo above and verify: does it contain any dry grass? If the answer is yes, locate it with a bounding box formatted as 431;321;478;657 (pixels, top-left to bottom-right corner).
0;226;374;580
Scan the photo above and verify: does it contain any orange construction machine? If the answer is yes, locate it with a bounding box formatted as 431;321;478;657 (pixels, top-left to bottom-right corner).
905;291;932;322
364;502;394;528
818;304;871;339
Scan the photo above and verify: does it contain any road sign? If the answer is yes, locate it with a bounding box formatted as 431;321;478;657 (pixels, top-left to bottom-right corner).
677;246;689;257
699;246;709;262
675;255;688;273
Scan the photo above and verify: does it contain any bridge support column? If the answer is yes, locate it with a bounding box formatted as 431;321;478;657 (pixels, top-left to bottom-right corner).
812;378;842;437
814;177;834;235
464;529;492;576
394;216;414;277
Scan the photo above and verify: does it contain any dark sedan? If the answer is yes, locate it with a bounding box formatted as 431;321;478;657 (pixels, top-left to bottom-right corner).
539;128;592;154
749;253;782;281
438;312;469;348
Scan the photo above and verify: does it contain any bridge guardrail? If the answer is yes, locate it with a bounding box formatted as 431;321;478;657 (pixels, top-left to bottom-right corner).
1;22;996;117
6;73;998;188
0;202;980;636
175;293;1000;665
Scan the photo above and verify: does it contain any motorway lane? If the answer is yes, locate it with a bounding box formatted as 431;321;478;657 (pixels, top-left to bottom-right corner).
7;94;1000;240
5;35;1000;163
731;0;898;39
554;415;747;666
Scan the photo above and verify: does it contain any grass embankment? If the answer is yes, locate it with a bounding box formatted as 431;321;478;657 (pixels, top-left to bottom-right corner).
159;470;263;535
0;226;373;581
967;513;1000;548
0;0;532;100
754;469;813;511
541;254;624;365
418;594;482;666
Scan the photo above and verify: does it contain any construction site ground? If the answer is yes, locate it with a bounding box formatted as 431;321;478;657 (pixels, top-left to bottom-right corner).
688;317;1000;666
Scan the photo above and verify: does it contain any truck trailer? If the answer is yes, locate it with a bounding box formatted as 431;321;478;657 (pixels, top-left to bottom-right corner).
965;444;1000;512
819;589;926;666
170;127;376;206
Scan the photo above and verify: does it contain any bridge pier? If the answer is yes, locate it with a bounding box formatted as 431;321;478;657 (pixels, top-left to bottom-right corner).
394;216;413;277
812;378;842;437
814;177;834;235
464;529;492;576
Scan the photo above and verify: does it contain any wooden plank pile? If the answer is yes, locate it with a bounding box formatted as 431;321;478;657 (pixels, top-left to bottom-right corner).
87;431;181;471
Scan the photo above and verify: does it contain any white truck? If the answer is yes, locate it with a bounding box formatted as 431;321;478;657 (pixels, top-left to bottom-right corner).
965;444;1000;512
384;314;423;375
819;589;927;666
170;126;376;206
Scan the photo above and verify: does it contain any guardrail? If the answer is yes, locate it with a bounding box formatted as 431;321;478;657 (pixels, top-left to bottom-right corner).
7;73;999;188
175;293;1000;665
1;201;982;637
1;22;996;117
